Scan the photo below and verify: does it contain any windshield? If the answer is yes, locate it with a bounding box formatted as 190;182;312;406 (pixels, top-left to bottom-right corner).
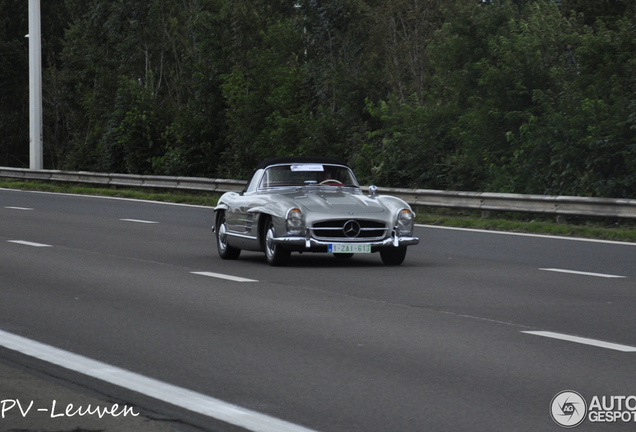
259;163;359;189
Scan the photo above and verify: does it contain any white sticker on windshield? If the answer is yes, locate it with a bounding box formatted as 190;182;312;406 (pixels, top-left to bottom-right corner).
290;164;324;172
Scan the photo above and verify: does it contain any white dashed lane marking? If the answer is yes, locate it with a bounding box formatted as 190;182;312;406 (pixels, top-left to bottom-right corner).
7;240;52;248
120;218;159;224
539;268;626;279
191;271;258;283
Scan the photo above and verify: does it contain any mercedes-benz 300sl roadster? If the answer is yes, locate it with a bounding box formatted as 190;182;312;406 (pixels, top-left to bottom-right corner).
213;157;419;266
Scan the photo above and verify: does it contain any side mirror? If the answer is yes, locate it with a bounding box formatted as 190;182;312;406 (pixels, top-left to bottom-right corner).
369;185;378;198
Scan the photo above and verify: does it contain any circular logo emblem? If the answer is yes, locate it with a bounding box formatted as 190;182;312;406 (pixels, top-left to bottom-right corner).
550;391;587;428
343;220;361;238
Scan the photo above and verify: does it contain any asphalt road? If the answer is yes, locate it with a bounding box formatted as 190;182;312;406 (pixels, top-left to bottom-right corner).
1;188;636;432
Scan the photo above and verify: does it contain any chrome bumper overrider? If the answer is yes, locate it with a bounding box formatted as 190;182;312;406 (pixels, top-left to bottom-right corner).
271;234;419;249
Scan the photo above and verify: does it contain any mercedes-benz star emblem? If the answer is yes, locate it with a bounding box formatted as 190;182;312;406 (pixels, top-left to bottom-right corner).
343;220;361;238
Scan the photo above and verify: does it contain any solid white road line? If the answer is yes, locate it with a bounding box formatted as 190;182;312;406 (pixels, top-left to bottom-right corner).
120;218;159;224
539;268;626;279
7;240;52;248
0;329;320;432
419;224;636;247
191;271;258;283
4;206;34;210
522;331;636;352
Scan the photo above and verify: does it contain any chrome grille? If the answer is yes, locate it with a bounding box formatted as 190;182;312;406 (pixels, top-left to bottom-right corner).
310;219;388;240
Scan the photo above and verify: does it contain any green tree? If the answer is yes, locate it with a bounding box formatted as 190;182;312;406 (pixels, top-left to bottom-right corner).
2;0;633;197
360;0;517;189
507;13;636;197
297;0;380;163
60;0;230;176
370;0;444;103
0;0;29;167
219;2;307;178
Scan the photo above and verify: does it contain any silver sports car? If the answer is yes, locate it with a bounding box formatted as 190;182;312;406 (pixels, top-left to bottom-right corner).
213;157;419;266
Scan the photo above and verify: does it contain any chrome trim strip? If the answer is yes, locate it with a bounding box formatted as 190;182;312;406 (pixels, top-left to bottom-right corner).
311;236;387;242
311;227;388;232
271;236;419;248
226;232;258;240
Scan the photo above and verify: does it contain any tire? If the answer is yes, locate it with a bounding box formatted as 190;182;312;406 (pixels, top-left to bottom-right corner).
263;217;290;266
216;212;241;260
380;247;407;265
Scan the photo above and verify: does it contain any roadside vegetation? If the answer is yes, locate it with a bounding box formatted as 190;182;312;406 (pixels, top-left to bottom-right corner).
418;208;636;243
3;179;636;243
0;180;220;207
2;1;634;199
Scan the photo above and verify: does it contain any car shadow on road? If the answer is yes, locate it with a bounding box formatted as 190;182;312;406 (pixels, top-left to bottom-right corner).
235;252;422;269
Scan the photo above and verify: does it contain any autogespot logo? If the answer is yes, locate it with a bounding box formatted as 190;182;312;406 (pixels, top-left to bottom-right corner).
551;391;587;428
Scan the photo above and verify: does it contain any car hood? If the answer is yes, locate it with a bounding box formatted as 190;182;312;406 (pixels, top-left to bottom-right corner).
280;188;386;215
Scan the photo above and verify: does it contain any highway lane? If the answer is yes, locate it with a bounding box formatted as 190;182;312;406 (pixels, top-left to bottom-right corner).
1;188;636;431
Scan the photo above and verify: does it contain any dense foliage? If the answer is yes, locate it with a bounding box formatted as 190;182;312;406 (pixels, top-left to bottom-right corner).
1;0;634;197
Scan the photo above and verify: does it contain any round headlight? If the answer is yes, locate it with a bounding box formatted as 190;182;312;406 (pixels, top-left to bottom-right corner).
396;208;414;235
286;208;304;235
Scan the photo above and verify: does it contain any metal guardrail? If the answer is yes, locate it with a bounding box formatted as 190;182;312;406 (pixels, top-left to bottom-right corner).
1;167;635;219
0;167;247;192
377;186;636;219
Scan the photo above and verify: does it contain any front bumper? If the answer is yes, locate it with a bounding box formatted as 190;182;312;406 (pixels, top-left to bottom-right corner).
271;231;419;251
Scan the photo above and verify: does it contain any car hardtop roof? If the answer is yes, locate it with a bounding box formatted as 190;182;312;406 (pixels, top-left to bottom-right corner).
256;157;350;170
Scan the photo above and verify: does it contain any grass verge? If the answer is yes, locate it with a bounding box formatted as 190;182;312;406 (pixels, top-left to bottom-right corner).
0;179;220;207
416;208;636;243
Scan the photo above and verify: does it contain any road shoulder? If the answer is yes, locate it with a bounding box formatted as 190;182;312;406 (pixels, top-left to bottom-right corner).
0;355;194;432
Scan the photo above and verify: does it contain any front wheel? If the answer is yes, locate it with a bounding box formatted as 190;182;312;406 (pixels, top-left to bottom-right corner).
216;212;241;260
264;218;290;266
380;247;407;265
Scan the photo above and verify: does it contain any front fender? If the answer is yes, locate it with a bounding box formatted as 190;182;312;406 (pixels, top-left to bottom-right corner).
214;203;229;212
377;195;414;214
214;191;237;213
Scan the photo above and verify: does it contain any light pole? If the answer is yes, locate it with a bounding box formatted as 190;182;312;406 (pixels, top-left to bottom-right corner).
28;0;43;170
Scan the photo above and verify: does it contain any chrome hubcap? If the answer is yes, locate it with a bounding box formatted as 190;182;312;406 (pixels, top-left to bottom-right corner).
265;226;276;259
218;222;228;253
